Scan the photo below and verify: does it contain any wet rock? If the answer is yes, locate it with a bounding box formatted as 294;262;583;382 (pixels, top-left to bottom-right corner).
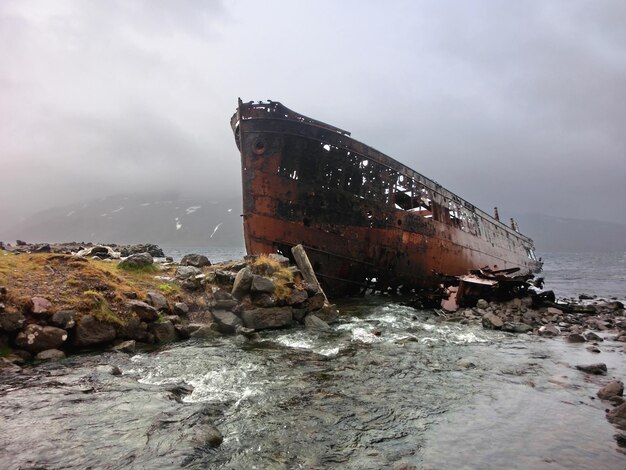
192;425;223;448
173;302;189;316
585;331;603;342
476;299;489;309
538;324;561;337
212;309;243;334
304;314;331;332
51;310;76;329
148;321;177;343
146;291;168;311
235;325;257;339
35;349;66;361
117;316;152;342
579;294;594;300
175;265;201;280
598;380;624;400
232;267;254;299
119;252;153;269
482;312;503;330
0;311;25;332
575;363;607;375
501;322;533;334
0;357;22;372
15;324;68;353
181;254;211;267
457;357;477;369
174;324;193;339
189;323;220;338
608;402;626;427
241;307;293;330
30;296;52;315
126;300;159;322
73;315;117;348
96;364;122;376
566;333;586;343
586;345;601;353
316;304;339;324
112;340;136;353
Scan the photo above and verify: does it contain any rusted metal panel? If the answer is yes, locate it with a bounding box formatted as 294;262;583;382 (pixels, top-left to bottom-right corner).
231;99;542;296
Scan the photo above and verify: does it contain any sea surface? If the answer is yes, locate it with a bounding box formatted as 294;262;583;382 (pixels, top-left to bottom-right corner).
1;249;624;469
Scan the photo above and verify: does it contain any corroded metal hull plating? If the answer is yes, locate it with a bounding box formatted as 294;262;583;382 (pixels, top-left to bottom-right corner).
231;100;541;295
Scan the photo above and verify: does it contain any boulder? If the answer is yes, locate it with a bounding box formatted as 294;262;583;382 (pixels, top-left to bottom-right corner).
146;292;168;311
51;310;76;329
575;363;607;375
188;310;214;324
181;254;211;268
0;311;25;332
118;252;154;269
15;324;68;353
117;316;152;343
212;310;243;334
304;314;331;332
148;321;177;343
173;302;189;316
214;299;238;310
476;299;489;309
303;293;326;312
73;315;116;348
175;265;202;280
268;253;290;266
598;380;624;400
566;333;586;343
501;322;533;334
316;304;340;324
250;275;276;294
482;312;503;330
586;345;601;353
546;306;563;316
585;331;603;342
538;324;561;337
120;244;164;258
240;307;293;330
214;270;236;285
30;297;52;315
112;340;136;353
189;324;220;338
126;300;159;322
286;288;309;306
232;267;254;299
35;349;66;361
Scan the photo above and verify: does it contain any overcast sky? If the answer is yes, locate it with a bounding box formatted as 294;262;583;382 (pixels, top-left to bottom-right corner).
1;0;625;229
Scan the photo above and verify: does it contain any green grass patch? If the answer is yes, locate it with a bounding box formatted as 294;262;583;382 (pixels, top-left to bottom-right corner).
158;283;178;295
117;262;159;274
81;290;125;326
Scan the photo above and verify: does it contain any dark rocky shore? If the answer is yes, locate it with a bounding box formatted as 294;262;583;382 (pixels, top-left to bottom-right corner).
1;241;625;451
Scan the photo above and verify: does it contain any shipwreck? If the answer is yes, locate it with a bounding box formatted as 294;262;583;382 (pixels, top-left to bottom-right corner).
231;99;542;296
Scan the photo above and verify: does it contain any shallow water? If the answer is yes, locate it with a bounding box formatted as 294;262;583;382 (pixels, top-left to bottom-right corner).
1;298;624;469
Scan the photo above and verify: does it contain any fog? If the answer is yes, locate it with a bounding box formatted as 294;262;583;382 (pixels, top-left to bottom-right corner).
1;0;625;229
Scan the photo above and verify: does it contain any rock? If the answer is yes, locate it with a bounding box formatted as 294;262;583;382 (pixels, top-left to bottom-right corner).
214;270;236;286
250;275;276;294
268;253;290;266
251;293;276;308
214;299;238;310
30;296;52;315
241;307;293;330
118;316;152;343
566;333;586;343
164;315;181;324
146;291;168;311
181;254;211;267
482;312;503;330
538;324;561;337
120;244;164;258
608;402;626;426
119;252;154;269
126;300;159;322
586;345;601;353
188;310;214;324
232;267;254;299
95;365;122;376
76;245;120;259
212;310;243;334
112;340;136;353
0;357;22;372
598;380;624;400
575;363;607;375
304;314;331;332
192;425;223;448
51;310;76;329
73;315;117;348
148;321;177;343
0;311;25;332
585;331;603;342
316;304;339;324
501;322;533;334
0;286;7;300
476;299;489;309
579;294;594;300
173;302;189;316
235;325;257;339
286;288;309;306
174;324;193;339
547;307;563;316
189;323;220;338
16;239;27;246
175;265;202;280
15;324;68;353
457;357;477;368
35;349;66;361
214;289;234;301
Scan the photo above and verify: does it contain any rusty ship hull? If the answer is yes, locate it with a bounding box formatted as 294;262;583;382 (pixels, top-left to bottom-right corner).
231;100;541;295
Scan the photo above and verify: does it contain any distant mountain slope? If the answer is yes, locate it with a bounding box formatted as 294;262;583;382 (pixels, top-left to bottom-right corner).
2;196;624;253
514;213;626;253
0;193;244;247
